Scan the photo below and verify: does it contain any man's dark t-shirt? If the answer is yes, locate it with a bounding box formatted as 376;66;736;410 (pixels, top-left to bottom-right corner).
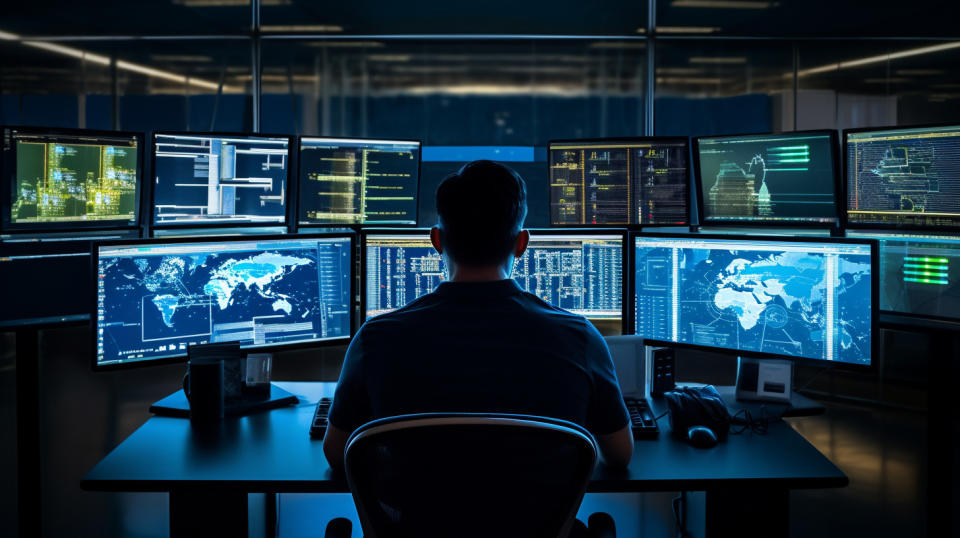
328;279;630;438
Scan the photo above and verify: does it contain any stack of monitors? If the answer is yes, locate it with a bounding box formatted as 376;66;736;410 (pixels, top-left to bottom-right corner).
151;132;293;227
94;233;353;369
633;234;877;366
2;126;142;232
548;138;689;227
298;137;421;226
363;230;625;332
693;131;840;226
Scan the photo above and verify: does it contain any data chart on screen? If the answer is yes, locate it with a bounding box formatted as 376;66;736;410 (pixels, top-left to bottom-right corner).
96;236;352;367
364;233;622;321
3;128;139;229
152;133;290;226
299;138;420;225
634;235;873;365
696;132;838;224
846;125;960;229
549;139;688;226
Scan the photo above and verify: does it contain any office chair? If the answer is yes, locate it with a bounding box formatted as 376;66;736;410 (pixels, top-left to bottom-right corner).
343;413;598;538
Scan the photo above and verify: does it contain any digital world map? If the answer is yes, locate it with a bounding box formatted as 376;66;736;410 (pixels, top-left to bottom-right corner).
97;240;352;366
635;243;873;365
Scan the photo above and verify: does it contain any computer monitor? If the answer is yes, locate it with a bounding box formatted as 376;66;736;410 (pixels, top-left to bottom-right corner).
693;131;840;226
94;233;354;370
848;231;960;323
298;137;421;226
362;230;625;330
1;126;142;232
151;132;292;227
632;233;876;366
844;123;960;231
548;138;689;227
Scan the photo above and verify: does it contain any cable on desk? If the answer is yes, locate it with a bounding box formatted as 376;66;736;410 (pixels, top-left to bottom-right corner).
655;410;669;422
730;406;772;435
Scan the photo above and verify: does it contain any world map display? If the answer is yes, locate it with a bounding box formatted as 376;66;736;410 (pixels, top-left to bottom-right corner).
97;238;352;366
635;239;873;365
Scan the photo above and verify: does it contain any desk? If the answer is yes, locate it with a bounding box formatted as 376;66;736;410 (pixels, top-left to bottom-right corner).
82;382;847;538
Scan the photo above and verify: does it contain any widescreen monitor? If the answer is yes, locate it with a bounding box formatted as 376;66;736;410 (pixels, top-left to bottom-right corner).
298;137;421;226
845;124;960;230
633;234;876;366
1;127;141;232
548;138;689;226
693;131;839;226
363;230;624;329
151;132;292;227
848;231;960;322
94;233;353;369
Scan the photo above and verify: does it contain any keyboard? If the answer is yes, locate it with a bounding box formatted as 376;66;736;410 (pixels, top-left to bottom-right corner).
309;397;332;439
624;397;659;440
310;396;659;440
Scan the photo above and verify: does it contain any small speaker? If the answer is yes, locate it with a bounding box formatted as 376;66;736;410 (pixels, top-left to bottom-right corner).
649;346;676;398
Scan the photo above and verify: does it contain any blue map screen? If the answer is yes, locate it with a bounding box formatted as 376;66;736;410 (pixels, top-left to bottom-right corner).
96;236;352;367
634;236;873;365
364;233;622;321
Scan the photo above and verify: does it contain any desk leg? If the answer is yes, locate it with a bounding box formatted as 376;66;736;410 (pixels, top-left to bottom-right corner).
705;488;789;538
170;488;249;538
16;328;41;538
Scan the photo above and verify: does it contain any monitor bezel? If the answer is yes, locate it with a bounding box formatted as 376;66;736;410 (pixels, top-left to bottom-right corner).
1;125;144;234
295;136;423;229
360;227;629;334
842;122;960;233
546;136;692;229
149;130;296;231
627;231;879;369
90;230;357;372
691;129;842;229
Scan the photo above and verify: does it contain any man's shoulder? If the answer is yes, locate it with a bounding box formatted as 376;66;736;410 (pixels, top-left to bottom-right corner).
515;289;592;327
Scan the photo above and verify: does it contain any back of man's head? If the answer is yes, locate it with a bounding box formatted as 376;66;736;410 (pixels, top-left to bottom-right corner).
436;160;528;267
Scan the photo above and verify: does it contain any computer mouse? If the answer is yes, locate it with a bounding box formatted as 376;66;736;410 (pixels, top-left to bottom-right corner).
687;425;718;448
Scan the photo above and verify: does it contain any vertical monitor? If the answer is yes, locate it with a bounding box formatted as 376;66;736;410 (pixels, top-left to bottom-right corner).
298;137;421;226
849;231;960;322
95;234;353;369
151;132;291;227
363;231;623;325
694;131;839;225
633;234;875;366
845;124;960;230
2;127;141;232
549;138;689;226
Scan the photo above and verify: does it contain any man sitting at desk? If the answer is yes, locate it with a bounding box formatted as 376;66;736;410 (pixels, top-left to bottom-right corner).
323;160;633;470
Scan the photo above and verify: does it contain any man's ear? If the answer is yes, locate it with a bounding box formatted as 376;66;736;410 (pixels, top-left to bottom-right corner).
430;226;443;254
514;229;529;258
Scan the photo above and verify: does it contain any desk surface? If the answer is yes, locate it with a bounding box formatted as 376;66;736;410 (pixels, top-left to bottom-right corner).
82;382;847;494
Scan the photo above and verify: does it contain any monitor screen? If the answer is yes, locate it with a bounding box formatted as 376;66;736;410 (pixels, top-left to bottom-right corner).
695;132;838;225
2;127;140;231
549;138;689;226
845;124;960;229
95;235;353;368
299;137;420;225
151;133;290;226
634;235;874;365
849;231;960;322
364;232;623;323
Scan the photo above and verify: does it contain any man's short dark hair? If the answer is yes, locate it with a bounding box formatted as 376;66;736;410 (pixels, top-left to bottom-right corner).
436;160;528;267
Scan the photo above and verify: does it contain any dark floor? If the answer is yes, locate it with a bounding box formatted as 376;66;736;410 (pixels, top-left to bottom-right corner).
0;325;954;537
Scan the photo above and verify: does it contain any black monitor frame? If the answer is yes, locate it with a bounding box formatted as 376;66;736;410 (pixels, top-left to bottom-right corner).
149;131;296;232
842;122;960;234
360;227;629;334
1;126;144;234
90;230;356;371
546;136;691;229
692;129;842;230
296;135;422;229
627;231;879;369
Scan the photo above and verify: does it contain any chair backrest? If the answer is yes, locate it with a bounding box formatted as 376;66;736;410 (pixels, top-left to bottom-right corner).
344;413;598;538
